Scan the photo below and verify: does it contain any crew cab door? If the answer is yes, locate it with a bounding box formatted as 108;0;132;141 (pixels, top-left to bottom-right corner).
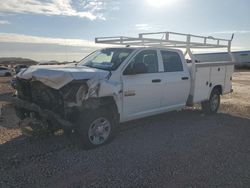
121;50;163;121
159;50;190;108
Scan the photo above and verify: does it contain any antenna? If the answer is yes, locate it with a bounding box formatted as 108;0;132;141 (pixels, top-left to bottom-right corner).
231;33;235;41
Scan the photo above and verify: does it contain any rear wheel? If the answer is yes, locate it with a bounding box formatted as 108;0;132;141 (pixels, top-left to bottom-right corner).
201;88;220;114
76;108;117;149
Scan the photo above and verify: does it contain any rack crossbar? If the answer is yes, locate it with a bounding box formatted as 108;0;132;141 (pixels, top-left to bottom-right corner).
95;31;233;49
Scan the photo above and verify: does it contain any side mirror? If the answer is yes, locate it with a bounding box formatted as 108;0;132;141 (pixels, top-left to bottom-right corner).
123;66;135;75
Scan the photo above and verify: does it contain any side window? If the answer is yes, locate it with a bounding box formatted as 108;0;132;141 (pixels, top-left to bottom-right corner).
161;51;183;72
124;50;158;74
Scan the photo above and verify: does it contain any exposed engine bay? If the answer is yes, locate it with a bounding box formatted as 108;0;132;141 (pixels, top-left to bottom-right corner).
14;78;90;133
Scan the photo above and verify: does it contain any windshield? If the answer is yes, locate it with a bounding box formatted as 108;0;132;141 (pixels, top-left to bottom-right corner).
78;48;134;71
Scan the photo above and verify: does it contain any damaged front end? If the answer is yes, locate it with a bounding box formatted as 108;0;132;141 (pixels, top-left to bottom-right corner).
14;77;102;136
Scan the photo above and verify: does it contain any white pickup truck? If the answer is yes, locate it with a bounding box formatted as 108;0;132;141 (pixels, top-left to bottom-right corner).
14;31;235;149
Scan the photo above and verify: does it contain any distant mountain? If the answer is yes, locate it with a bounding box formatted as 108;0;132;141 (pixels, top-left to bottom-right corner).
0;57;38;66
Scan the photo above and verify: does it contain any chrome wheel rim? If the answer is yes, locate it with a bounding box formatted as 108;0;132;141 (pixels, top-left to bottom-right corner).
88;117;111;145
210;94;219;111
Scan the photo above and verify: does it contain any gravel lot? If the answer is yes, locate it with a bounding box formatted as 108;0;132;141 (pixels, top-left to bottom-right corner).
0;71;250;188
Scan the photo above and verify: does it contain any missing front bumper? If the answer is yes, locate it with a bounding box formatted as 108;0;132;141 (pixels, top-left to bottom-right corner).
14;97;74;130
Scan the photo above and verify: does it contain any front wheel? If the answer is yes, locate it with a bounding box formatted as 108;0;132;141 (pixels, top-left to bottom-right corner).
76;108;117;149
201;88;220;114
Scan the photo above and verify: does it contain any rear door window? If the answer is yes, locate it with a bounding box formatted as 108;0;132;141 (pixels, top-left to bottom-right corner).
136;50;158;73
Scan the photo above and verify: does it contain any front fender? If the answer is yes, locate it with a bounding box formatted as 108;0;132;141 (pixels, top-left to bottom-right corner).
98;80;122;115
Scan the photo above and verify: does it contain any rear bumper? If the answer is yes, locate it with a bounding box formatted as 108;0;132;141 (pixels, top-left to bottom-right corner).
14;97;74;130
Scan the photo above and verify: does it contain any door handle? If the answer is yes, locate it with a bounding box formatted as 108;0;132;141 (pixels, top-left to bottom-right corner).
152;79;161;83
181;77;189;80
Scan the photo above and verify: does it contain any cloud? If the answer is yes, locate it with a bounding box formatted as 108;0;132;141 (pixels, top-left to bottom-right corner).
135;24;153;31
0;32;107;48
135;24;163;32
0;0;110;20
0;20;10;25
0;42;94;61
0;32;111;61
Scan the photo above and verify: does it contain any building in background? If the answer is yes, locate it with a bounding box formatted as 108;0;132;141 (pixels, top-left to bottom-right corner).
194;51;250;68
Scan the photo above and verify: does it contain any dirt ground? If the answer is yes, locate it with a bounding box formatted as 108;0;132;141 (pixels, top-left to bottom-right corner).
220;71;250;118
0;71;249;187
0;77;21;144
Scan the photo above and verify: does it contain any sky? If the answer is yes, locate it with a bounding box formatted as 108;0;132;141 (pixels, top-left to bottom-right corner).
0;0;249;62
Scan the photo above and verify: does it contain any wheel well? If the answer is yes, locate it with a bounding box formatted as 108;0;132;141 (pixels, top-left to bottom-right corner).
100;97;119;121
212;85;222;95
81;96;120;122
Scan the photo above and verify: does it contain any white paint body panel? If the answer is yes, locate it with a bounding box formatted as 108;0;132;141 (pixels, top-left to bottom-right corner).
122;73;163;121
160;72;190;107
17;64;109;89
224;65;234;93
192;63;234;103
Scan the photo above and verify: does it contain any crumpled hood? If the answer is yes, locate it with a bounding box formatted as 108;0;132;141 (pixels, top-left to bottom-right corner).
17;64;109;89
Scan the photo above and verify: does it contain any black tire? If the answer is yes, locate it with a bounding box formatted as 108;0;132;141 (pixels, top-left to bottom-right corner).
4;72;11;77
201;88;220;114
76;108;117;149
15;107;26;120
